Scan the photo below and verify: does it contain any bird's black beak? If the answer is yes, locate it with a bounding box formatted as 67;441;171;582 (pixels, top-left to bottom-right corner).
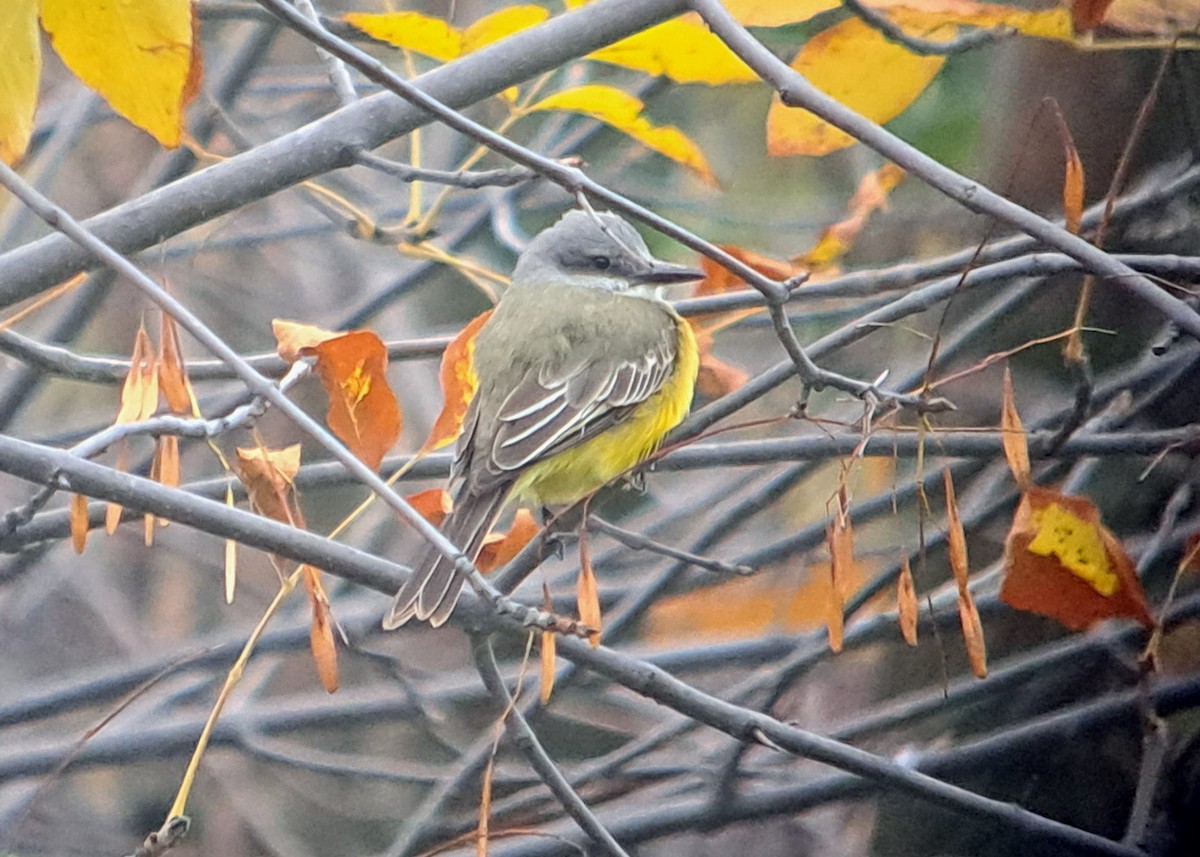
633;259;704;286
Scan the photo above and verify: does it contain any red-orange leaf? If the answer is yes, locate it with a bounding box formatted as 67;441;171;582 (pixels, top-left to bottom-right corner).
407;487;453;527
690;321;749;399
305;330;403;471
477;508;539;572
800;164;906;271
422;310;492;453
1001;486;1153;630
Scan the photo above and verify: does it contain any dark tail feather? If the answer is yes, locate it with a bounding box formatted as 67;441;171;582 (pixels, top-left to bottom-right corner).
383;488;509;629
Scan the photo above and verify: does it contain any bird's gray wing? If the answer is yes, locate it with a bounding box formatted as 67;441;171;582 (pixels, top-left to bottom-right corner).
486;328;677;474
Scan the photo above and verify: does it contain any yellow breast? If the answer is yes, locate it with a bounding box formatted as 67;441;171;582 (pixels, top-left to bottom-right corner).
512;316;698;507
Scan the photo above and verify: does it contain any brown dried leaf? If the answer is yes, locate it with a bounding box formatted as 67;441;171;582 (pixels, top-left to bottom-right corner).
578;527;602;647
1052;110;1085;235
159;312;195;415
407;487;453;528
959;592;988;678
1001;367;1031;487
236;444;304;527
304;565;340;693
898;553;918;646
70;493;89;554
943;468;969;590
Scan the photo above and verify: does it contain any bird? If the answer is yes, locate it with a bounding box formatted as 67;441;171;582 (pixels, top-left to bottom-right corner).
383;209;703;629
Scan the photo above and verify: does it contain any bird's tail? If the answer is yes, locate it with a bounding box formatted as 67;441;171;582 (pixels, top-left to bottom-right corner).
383;487;509;629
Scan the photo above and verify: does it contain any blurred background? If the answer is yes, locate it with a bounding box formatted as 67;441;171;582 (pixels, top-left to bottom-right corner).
1;2;1199;856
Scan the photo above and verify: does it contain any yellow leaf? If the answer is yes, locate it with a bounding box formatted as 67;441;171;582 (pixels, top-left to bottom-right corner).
874;0;1074;42
40;0;195;148
529;85;715;184
343;11;463;61
461;5;550;53
0;0;39;165
588;15;757;85
767;17;946;157
1028;501;1118;596
725;0;841;26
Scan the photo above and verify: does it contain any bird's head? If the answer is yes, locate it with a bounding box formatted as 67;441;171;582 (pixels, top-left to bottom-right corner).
511;209;702;294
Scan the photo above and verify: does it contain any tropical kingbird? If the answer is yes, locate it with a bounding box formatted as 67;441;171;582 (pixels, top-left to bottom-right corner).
384;209;702;629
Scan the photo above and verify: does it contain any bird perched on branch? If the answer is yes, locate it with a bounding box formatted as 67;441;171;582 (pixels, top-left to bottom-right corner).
384;209;702;629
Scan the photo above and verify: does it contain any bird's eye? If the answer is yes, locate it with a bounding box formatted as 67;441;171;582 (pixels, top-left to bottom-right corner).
590;256;611;271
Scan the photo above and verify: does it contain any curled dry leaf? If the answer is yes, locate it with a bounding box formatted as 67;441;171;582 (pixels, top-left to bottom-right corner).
1001;486;1153;630
107;323;159;533
897;553;918;646
236;444;304;527
304;565;339;694
422;310;492;453
1001;367;1031;487
577;527;602;647
70;493;89;555
944;468;987;676
159;313;196;416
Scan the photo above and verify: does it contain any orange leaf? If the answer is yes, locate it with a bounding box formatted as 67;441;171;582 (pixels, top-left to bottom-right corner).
1051;110;1085;235
1001;487;1154;630
540;583;556;704
407;487;453;527
305;331;403;471
800;164;906;271
477;508;539;572
577;527;602;647
897;553;918;646
159;312;195;415
70;493;89;554
1001;367;1031;487
304;565;339;693
422;311;492;453
236;444;304;527
272;318;338;363
767;17;945;157
695;245;802;298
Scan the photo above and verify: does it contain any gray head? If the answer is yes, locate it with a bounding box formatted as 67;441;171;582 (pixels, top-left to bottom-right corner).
510;210;702;292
